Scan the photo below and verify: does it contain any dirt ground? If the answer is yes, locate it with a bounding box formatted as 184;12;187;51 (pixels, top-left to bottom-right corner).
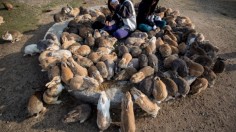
0;0;236;132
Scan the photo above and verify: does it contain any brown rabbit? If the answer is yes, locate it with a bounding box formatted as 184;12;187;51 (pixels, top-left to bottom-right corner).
115;67;137;81
61;57;74;85
93;29;101;39
159;44;172;58
67;57;88;76
163;35;178;47
130;87;160;118
2;2;13;10
156;37;164;49
0;16;4;25
88;66;104;84
183;56;204;77
69;75;84;91
130;66;154;83
2;30;23;43
88;52;103;63
97;47;113;55
43;83;64;104
119;53;133;68
63;104;92;123
145;36;157;54
74;54;93;68
27;91;46;118
153;77;168;103
84;32;95;47
61;35;76;49
100;52;117;62
96;61;109;79
75;45;91;56
190;78;208;95
121;92;136;132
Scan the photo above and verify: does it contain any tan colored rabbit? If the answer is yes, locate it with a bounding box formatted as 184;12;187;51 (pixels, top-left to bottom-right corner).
2;30;23;43
130;66;154;83
0;16;4;25
67;57;88;76
43;83;64;104
27;91;46;118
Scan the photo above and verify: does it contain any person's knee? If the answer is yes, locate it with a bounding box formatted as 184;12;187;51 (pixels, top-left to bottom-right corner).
155;20;166;28
113;29;129;39
138;24;152;32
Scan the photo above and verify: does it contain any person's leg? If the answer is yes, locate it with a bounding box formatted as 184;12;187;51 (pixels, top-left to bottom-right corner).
103;24;119;33
113;28;129;39
154;20;167;28
138;23;153;32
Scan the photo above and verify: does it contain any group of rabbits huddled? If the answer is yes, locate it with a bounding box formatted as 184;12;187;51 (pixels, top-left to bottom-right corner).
26;4;226;132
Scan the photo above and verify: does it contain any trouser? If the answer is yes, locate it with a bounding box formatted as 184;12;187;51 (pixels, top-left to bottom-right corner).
103;24;130;39
138;20;166;32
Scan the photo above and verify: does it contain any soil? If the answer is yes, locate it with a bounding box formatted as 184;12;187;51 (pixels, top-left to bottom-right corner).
0;0;236;132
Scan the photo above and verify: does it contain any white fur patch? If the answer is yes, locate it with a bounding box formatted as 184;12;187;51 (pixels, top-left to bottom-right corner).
6;34;13;41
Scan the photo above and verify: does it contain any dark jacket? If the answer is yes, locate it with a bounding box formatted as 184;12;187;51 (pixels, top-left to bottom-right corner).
136;0;159;26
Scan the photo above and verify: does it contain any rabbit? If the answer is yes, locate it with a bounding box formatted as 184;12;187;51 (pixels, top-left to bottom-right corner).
79;6;89;15
46;65;61;88
183;56;204;77
39;51;59;71
190;78;208;95
170;45;179;55
119;53;133;68
147;28;160;39
2;30;23;43
129;46;142;58
63;104;91;123
69;75;84;91
130;87;160;118
88;65;104;84
100;52;117;62
164;54;178;68
171;73;190;97
105;60;115;80
155;37;164;49
159;44;172;58
67;5;80;17
24;44;40;56
138;75;154;97
97;47;113;55
188;42;207;56
125;37;146;46
53;7;70;22
61;57;74;85
121;92;136;132
178;42;187;54
27;91;46;118
67;57;88;76
75;45;91;56
48;50;72;61
61;35;76;49
117;45;129;57
130;66;154;83
139;54;148;69
161;77;178;100
100;30;110;37
163;35;178;47
84;32;95;47
82;77;99;90
97;91;111;131
96;61;109;79
45;33;60;45
145;36;157;54
88;52;103;63
130;31;148;40
148;54;159;72
114;67;137;81
78;25;94;39
0;16;4;25
93;29;102;39
202;66;217;88
193;55;213;67
213;57;226;73
37;39;55;52
170;58;189;77
127;58;140;69
73;54;93;68
165;29;178;42
2;2;13;10
43;83;64;104
68;43;81;54
152;76;168;103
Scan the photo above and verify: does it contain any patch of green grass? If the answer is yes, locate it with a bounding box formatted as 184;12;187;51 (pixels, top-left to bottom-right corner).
0;1;40;33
